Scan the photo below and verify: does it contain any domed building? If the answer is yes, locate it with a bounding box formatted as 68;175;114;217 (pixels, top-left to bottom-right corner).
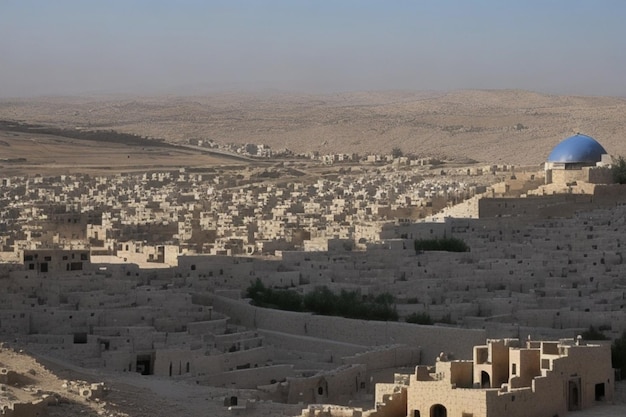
545;134;613;185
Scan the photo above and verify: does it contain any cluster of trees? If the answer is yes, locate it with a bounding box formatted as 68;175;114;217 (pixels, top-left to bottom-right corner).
246;279;398;321
246;279;302;312
414;237;469;253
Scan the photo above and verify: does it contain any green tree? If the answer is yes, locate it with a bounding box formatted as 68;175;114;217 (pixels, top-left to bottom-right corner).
248;281;399;322
612;331;626;378
271;289;303;311
391;147;403;158
303;286;336;315
246;278;267;301
374;292;395;305
612;156;626;184
580;325;609;341
245;278;303;311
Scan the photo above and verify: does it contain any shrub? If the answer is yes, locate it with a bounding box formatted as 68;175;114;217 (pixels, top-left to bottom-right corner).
303;286;336;315
246;278;303;311
580;325;608;341
406;312;434;325
247;280;398;321
612;156;626;184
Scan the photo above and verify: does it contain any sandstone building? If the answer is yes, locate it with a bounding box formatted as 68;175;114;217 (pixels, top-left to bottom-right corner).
299;338;614;417
405;338;613;417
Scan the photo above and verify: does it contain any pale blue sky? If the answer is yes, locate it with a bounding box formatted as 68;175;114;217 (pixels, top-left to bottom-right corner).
1;0;625;97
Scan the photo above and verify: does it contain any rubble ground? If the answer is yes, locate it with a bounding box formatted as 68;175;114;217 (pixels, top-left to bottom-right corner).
0;344;298;417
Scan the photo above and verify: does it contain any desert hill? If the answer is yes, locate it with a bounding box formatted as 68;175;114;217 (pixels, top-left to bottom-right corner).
1;89;625;165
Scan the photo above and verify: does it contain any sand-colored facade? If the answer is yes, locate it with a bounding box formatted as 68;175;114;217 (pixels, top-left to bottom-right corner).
296;338;614;417
405;338;613;417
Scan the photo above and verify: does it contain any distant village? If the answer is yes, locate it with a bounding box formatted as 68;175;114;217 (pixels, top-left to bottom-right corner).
0;133;625;417
189;137;451;166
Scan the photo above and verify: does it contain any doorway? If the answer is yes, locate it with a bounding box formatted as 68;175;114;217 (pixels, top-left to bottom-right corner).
481;371;491;388
568;378;581;411
430;404;447;417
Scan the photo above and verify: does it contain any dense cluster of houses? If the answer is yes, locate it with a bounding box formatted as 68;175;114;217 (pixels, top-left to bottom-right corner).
0;133;622;416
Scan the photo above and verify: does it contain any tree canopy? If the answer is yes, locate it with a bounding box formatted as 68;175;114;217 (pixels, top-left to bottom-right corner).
612;156;626;184
246;279;398;321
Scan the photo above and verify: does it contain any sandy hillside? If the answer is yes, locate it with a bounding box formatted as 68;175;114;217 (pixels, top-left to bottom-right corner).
1;345;300;417
1;90;625;165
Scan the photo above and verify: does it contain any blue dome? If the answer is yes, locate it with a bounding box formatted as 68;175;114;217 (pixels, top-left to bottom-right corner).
547;134;607;164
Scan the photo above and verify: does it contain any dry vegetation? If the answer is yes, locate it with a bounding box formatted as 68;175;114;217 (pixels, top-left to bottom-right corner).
1;89;625;166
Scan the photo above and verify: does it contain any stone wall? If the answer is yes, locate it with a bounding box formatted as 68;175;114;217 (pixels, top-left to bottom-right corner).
259;329;367;359
212;296;486;363
199;364;294;389
342;346;421;371
286;364;367;404
153;345;273;378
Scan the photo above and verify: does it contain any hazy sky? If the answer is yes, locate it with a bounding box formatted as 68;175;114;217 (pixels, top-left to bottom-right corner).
2;0;625;98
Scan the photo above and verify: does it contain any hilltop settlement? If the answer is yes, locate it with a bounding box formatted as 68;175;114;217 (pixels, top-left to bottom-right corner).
0;129;626;417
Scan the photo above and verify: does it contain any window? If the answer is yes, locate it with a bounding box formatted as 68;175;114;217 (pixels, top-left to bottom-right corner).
73;332;88;344
512;363;517;375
